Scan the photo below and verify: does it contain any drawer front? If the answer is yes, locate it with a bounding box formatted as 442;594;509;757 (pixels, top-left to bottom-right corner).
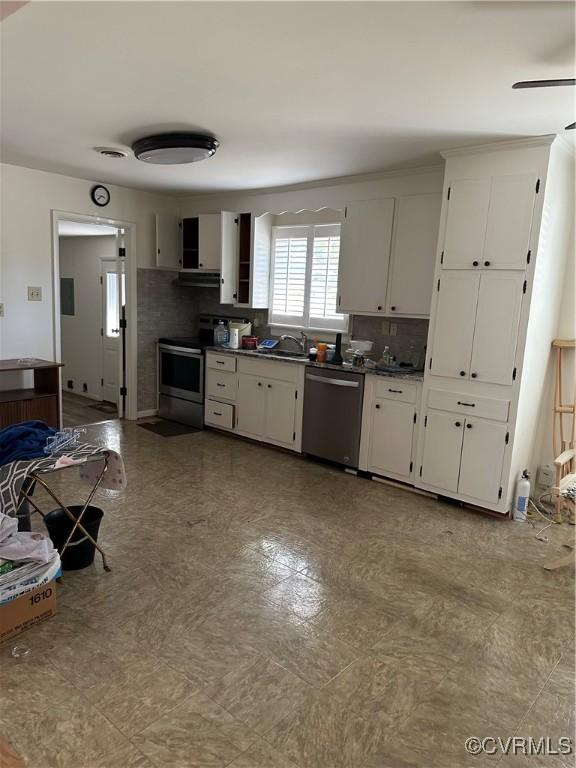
373;378;418;404
237;356;302;383
428;389;509;422
205;399;235;429
206;369;237;401
206;353;237;373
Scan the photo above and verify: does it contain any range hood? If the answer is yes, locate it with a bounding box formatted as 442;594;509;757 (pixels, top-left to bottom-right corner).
174;272;220;289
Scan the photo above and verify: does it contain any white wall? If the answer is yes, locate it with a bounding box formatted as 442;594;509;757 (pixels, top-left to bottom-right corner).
59;235;116;399
0;162;176;360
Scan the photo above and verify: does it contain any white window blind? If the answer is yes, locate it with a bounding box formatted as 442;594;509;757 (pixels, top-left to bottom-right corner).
269;224;347;332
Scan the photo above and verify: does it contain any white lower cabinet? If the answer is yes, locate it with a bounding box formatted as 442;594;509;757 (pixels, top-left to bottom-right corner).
359;376;421;483
420;410;464;492
369;399;415;480
419;408;507;504
458;418;507;503
237;374;298;449
205;352;303;451
236;374;266;437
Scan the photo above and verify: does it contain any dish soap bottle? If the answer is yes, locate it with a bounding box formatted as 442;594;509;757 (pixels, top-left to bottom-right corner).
214;321;229;347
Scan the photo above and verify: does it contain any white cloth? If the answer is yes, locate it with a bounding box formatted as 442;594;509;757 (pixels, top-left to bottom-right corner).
0;511;55;564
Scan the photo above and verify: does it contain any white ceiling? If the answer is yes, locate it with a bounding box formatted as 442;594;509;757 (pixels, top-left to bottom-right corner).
58;221;118;237
1;1;574;194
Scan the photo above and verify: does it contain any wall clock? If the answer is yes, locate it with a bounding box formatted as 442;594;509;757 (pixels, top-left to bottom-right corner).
90;184;110;207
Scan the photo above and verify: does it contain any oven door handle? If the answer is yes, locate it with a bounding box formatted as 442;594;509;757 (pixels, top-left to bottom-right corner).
159;344;203;356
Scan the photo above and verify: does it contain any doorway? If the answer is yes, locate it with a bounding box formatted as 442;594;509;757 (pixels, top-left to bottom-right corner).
55;218;130;427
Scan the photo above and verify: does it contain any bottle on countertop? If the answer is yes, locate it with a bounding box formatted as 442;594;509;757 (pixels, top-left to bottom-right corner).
214;320;229;347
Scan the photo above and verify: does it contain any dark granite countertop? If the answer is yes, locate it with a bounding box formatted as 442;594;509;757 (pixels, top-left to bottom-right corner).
205;347;424;381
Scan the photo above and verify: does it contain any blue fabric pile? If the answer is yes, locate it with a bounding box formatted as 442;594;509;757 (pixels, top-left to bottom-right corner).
0;420;56;466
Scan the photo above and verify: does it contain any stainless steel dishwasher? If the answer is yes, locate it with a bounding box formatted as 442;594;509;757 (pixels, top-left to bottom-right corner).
302;367;365;468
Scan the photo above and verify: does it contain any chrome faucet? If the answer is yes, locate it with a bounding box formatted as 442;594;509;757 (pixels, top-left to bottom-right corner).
280;332;308;352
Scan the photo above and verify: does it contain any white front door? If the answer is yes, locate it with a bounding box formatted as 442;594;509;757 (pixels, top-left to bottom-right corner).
101;257;124;406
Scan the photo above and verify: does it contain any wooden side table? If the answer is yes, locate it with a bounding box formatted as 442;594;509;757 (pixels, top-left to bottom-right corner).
0;359;63;429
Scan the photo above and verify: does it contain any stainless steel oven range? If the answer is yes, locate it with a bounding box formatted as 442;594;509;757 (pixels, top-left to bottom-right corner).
157;314;250;428
158;339;204;428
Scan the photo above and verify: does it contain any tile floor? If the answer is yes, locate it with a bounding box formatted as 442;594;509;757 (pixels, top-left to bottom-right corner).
61;392;118;428
1;420;574;768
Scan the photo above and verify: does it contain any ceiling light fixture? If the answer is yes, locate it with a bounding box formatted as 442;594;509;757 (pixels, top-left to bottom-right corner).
131;132;220;164
94;147;128;159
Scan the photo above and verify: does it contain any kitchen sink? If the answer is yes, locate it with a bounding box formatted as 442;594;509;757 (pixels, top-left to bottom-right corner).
255;349;308;361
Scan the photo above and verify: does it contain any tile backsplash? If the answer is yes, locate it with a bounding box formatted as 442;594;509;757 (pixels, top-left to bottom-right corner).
349;315;429;368
137;269;429;411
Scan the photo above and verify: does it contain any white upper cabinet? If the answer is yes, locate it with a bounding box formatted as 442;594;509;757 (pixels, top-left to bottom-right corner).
235;213;272;309
386;193;442;317
469;271;524;385
338;198;394;314
220;211;239;304
483;174;536;270
155;213;182;270
430;271;479;380
442;179;490;269
197;214;221;270
430;270;524;385
458;418;507;503
442;174;536;271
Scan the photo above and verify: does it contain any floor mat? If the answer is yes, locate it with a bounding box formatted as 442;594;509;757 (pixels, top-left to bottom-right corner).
138;420;200;437
89;401;118;415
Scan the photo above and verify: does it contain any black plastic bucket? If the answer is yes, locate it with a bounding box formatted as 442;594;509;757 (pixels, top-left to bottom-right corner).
44;505;104;570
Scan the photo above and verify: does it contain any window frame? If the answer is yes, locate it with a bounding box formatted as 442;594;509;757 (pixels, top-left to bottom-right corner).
268;222;348;333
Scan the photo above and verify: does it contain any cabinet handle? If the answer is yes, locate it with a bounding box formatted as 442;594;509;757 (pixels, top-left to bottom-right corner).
484;261;491;267
199;262;203;267
457;401;475;407
213;411;222;417
471;372;477;379
388;388;403;394
375;404;380;409
216;383;225;387
216;361;225;365
267;384;272;388
455;421;462;427
459;371;466;377
466;423;473;429
377;305;383;311
391;306;396;311
257;382;262;387
472;261;479;267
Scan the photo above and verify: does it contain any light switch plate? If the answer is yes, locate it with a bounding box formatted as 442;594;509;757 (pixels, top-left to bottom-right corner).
390;323;397;336
28;286;42;301
381;320;390;335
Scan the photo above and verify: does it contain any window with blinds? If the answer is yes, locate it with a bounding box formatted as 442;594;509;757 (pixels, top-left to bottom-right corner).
269;224;348;331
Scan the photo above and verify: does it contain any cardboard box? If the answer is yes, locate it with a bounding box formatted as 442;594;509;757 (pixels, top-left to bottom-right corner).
0;581;57;644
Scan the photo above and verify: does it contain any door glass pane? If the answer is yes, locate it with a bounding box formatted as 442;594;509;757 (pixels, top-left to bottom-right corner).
105;272;126;338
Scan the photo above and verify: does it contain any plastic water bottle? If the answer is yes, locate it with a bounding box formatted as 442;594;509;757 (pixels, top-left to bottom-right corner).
513;470;531;522
214;321;229;347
